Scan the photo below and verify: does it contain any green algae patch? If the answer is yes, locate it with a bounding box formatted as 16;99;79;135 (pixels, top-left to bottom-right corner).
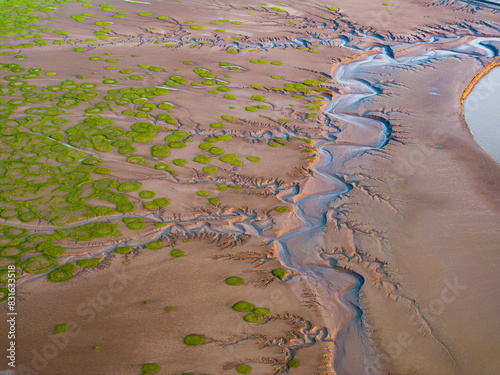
272;268;287;279
236;364;252;374
145;241;162;250
184;334;205;346
77;259;100;268
209;147;225;155
232;301;255;312
55;324;70;333
253;307;270;316
115;246;133;254
225;276;244;285
173;159;187;166
48;264;76;282
203;166;218;174
139;191;156;199
117;182;141;192
141;363;160;374
193;155;210;164
275;206;289;212
170;249;184;257
57;222;118;241
209;198;220;205
21;256;57;273
155;163;170;170
208;121;224;129
243;313;261;323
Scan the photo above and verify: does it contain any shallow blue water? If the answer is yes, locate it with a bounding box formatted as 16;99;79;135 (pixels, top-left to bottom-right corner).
463;66;500;164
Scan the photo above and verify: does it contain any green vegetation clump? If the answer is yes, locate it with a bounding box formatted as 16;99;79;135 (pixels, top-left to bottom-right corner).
141;363;160;374
139;191;156;199
57;222;119;241
232;301;255;312
225;276;244;285
247;156;260;162
184;334;205;346
288;359;300;368
55;324;70;333
173;159;187;166
236;364;253;374
243;313;261;323
155;163;171;170
210;122;225;128
115;246;133;254
251;95;266;101
48;264;76;282
253;307;271;316
209;198;220;205
77;259;100;268
193;156;210;164
145;241;162;250
272;268;287;279
21;256;57;273
117;182;141;192
209;147;224;155
203;166;218;174
170;249;185;257
275;206;289;212
196;190;209;197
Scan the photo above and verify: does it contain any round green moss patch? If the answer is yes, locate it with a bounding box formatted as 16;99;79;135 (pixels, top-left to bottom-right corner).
141;363;160;374
225;276;244;285
232;301;255;312
253;307;271;316
145;241;162;250
48;264;76;282
236;364;252;374
202;166;217;174
184;334;205;346
170;249;184;257
117;182;141;192
173;159;187;166
243;313;261;323
193;155;210;164
139;190;156;199
209;198;220;205
115;246;133;254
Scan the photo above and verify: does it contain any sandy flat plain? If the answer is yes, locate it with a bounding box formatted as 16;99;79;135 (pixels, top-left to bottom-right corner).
0;0;499;374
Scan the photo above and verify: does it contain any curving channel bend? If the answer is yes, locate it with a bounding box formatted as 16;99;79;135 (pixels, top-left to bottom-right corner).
272;35;500;374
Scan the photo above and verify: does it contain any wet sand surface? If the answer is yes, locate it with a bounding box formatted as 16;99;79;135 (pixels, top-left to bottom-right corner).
0;0;499;374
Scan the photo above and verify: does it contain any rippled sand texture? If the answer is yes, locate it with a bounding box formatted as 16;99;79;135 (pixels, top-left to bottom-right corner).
0;0;499;374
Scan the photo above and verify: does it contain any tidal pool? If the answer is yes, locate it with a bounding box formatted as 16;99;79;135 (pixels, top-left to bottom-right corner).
463;65;500;164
